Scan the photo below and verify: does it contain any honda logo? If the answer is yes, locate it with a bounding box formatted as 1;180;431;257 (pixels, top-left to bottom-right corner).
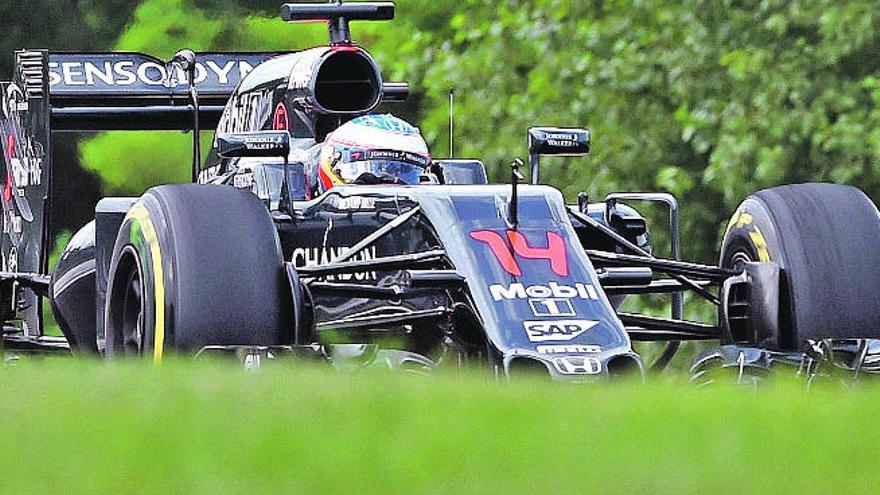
553;356;602;375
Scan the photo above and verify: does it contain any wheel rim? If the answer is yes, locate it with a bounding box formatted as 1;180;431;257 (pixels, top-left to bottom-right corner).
120;263;144;354
109;246;146;356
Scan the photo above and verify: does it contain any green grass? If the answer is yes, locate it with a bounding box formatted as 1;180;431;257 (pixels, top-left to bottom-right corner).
0;359;876;494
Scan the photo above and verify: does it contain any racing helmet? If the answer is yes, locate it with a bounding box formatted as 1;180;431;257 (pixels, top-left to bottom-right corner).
317;114;431;192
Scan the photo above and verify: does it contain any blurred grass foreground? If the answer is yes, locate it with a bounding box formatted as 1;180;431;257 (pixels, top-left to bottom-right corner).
0;359;877;494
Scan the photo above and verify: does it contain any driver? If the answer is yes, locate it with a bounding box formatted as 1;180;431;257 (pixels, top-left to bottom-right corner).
316;114;432;192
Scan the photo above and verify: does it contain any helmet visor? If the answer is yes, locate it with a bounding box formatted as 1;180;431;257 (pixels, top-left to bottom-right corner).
334;149;431;185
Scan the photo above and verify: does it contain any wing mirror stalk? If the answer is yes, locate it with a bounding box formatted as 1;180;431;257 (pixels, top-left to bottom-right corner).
508;158;525;229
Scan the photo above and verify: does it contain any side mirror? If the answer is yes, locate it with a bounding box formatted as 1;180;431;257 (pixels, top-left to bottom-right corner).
527;127;590;184
217;131;290;159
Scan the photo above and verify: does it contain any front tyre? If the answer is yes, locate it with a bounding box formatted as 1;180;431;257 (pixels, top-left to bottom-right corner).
105;184;292;359
720;183;880;350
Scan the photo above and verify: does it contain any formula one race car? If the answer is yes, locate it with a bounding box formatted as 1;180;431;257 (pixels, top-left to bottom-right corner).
2;2;879;383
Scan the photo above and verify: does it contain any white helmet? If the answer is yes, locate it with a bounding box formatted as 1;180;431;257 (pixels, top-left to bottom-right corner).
317;114;431;191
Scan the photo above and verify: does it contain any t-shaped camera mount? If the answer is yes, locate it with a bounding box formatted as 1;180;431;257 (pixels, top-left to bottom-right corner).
281;2;395;45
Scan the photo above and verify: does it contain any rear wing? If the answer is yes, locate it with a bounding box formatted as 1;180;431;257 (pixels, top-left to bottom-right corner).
0;49;279;337
48;51;279;131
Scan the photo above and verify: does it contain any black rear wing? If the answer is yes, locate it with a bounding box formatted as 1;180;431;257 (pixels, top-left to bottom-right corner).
46;51;279;131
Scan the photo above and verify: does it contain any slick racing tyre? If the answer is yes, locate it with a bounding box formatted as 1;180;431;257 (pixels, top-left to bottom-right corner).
721;183;880;350
105;184;291;359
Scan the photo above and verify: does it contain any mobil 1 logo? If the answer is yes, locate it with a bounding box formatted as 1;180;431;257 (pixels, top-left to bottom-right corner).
529;298;575;317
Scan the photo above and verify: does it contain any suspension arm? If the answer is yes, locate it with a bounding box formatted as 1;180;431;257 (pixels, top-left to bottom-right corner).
587;250;737;282
602;278;713;295
619;312;721;340
317;307;450;330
